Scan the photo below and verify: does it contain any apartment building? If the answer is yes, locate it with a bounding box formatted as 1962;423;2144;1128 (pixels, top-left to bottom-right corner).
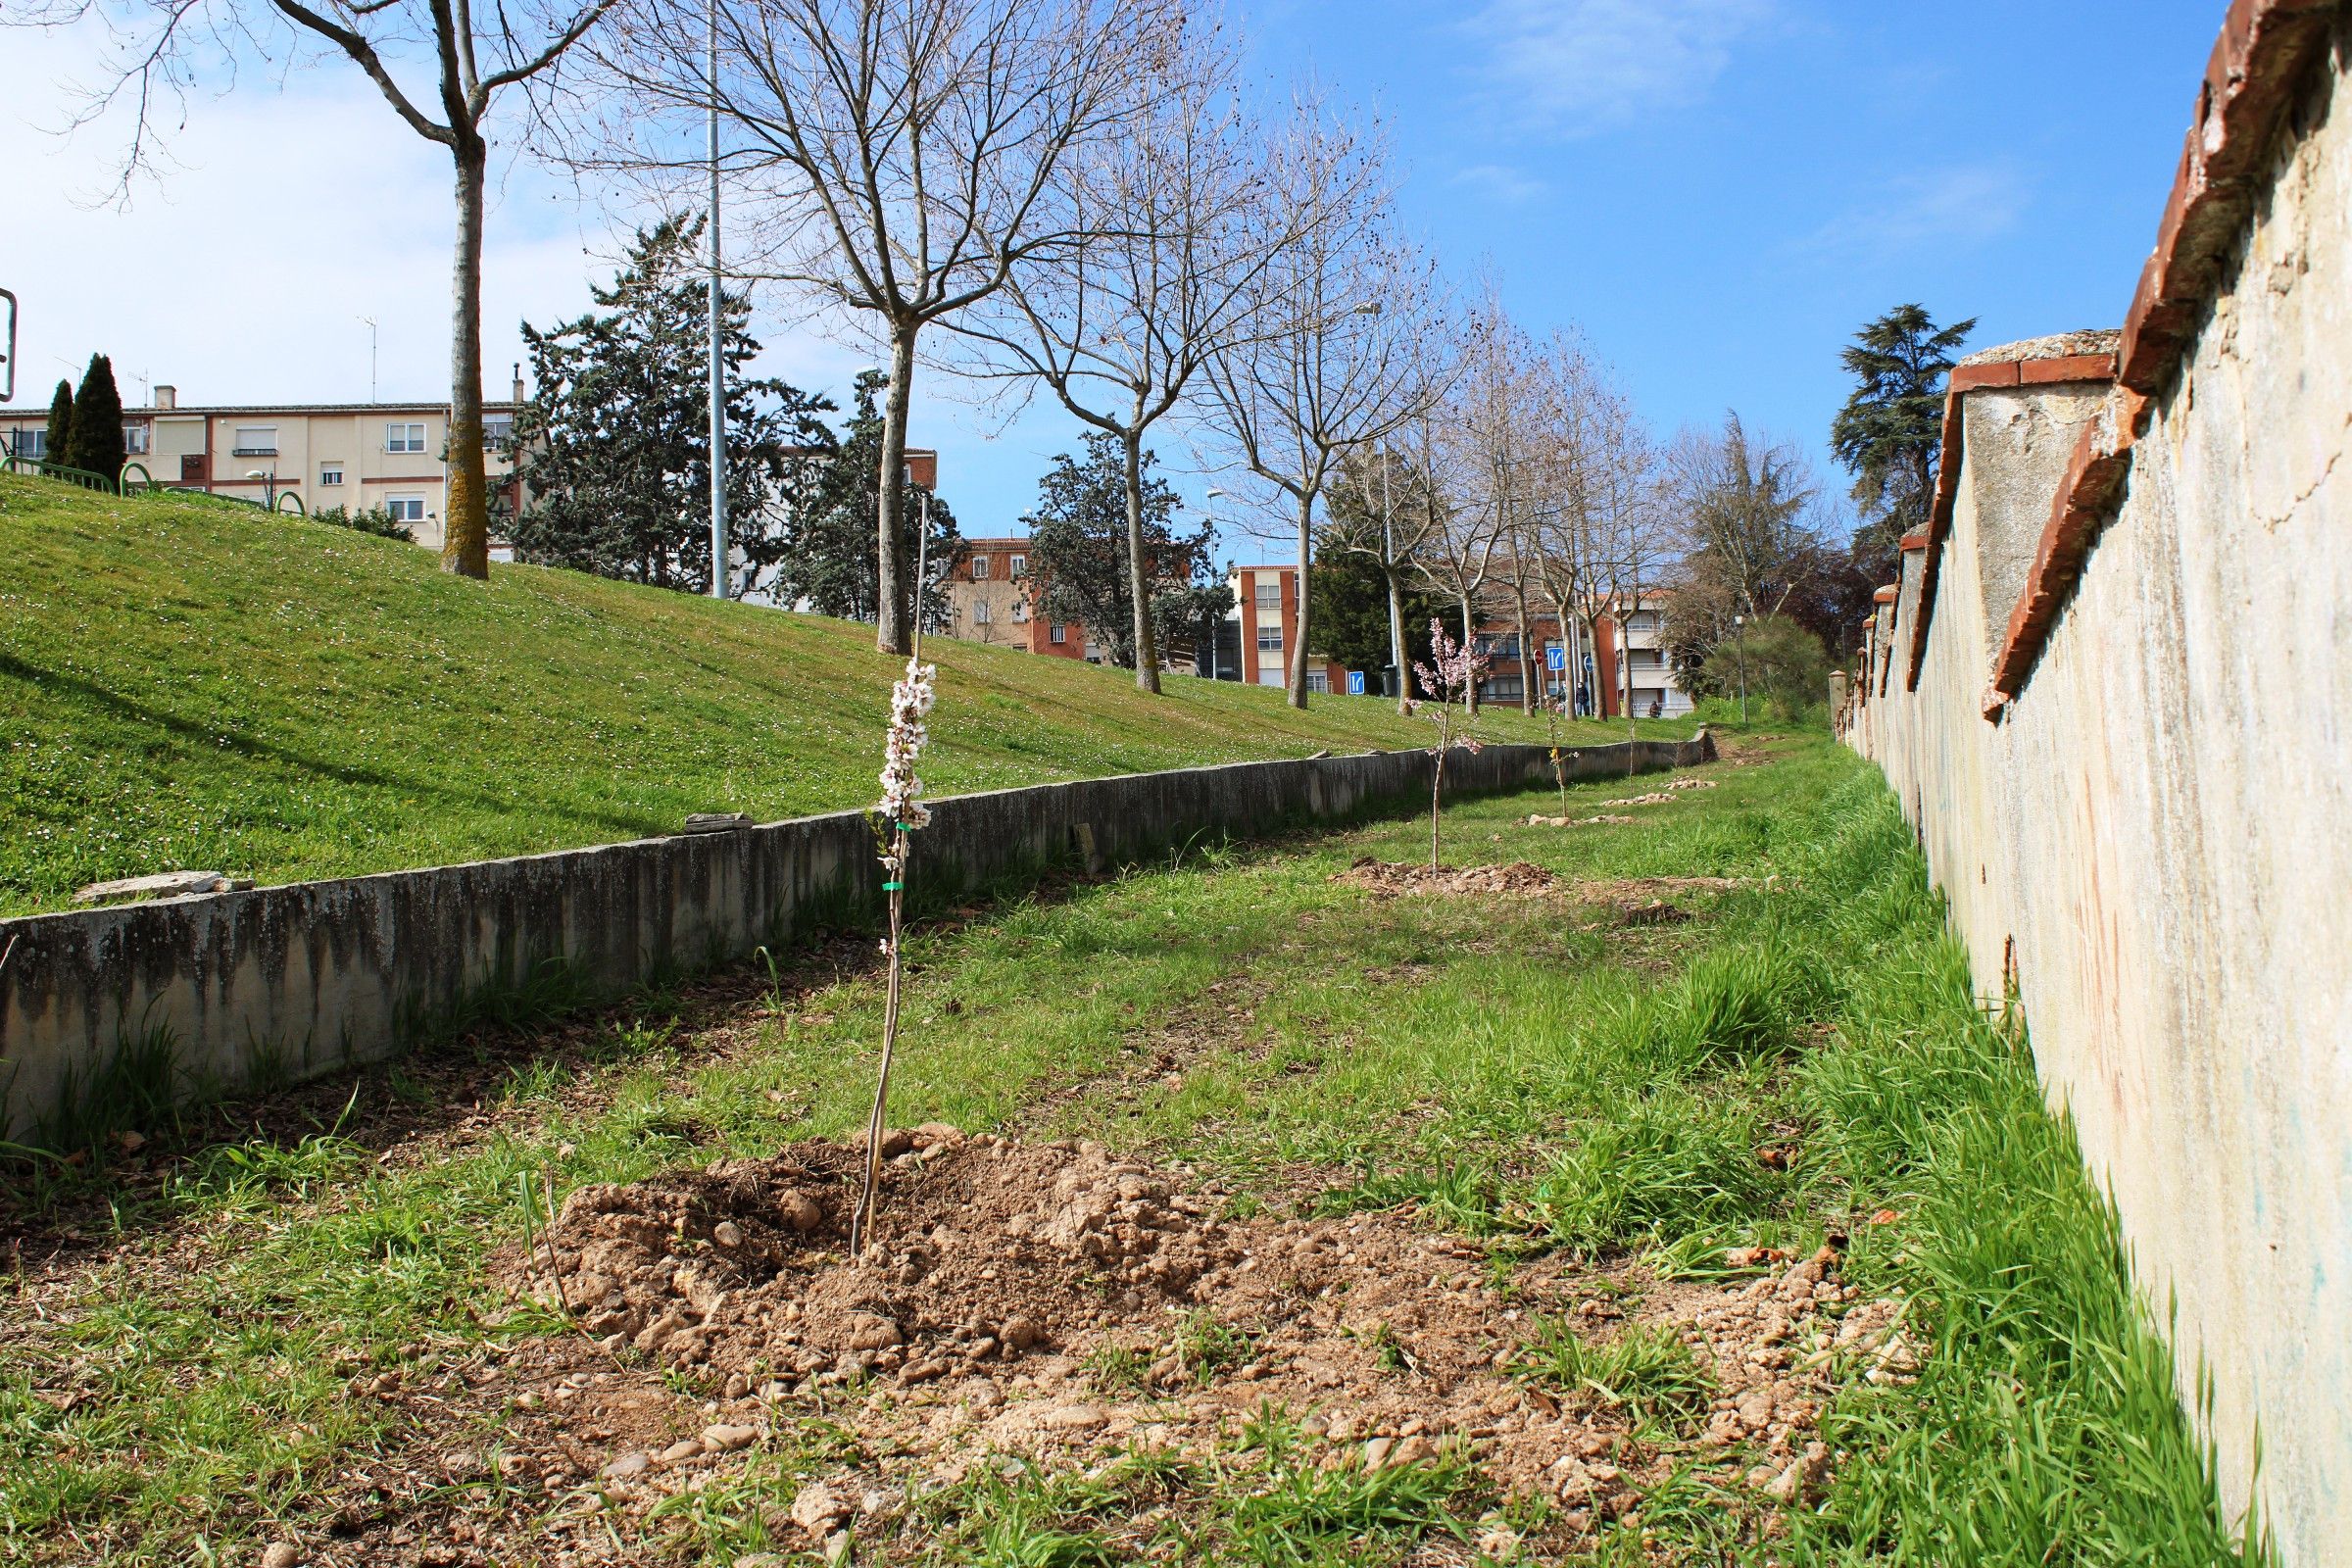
1461;585;1693;718
935;546;1692;714
2;384;522;552
937;535;1072;655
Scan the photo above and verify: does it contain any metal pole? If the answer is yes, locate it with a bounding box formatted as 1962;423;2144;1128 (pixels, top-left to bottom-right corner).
912;488;929;662
707;0;729;601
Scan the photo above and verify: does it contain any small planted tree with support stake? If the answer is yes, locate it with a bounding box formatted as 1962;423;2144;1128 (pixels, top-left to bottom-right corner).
1410;618;1488;871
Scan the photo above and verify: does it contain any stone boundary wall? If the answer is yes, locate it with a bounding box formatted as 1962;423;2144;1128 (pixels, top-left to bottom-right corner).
1841;5;2350;1559
0;734;1710;1150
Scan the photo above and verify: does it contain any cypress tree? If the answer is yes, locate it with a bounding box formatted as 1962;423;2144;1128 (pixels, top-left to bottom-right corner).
41;379;74;465
63;354;125;482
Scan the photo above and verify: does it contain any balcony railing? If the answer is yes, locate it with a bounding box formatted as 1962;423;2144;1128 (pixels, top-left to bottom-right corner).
230;446;278;457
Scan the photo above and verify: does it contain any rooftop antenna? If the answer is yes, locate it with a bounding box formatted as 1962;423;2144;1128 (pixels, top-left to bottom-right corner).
360;316;378;403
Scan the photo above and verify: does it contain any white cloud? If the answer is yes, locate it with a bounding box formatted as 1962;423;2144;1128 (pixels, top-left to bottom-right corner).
1791;165;2031;260
1460;0;1777;137
1449;162;1549;205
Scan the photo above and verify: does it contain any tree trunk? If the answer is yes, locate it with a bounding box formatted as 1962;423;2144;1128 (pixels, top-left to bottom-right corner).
441;133;491;580
1429;752;1444;870
1386;566;1409;715
1288;490;1313;710
1459;597;1480;716
1122;430;1159;694
875;328;917;655
1511;582;1535;716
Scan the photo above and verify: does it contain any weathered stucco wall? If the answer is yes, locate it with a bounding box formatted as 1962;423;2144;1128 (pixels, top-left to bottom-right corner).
1846;10;2352;1558
0;735;1709;1148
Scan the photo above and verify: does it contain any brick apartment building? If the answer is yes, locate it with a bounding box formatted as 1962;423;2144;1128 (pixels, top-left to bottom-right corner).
936;544;1690;716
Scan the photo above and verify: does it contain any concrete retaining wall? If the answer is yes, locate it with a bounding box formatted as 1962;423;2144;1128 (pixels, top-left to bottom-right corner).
1842;7;2351;1558
0;734;1709;1148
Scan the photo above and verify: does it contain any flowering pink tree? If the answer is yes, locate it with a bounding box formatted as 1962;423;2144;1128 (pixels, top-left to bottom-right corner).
850;656;936;1259
1411;619;1490;870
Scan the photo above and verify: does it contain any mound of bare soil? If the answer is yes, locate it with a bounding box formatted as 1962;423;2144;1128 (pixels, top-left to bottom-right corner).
495;1129;1912;1561
1334;857;1557;897
1525;812;1637;828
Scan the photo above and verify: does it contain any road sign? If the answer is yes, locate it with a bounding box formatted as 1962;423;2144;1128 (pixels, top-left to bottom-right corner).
1545;645;1565;671
1347;670;1365;695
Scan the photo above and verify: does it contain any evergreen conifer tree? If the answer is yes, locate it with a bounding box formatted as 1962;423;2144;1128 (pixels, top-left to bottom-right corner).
1023;434;1229;668
514;216;836;597
63;354;125;482
1829;305;1973;582
41;379;74;465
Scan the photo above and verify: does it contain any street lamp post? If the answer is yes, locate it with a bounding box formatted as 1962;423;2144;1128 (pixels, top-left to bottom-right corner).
1733;613;1749;726
706;0;728;601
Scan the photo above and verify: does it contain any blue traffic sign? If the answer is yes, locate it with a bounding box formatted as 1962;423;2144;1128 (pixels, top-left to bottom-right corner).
1545;645;1566;671
1347;670;1366;695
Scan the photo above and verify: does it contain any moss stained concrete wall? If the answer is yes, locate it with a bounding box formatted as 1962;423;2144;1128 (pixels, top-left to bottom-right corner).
1848;12;2352;1556
0;735;1710;1150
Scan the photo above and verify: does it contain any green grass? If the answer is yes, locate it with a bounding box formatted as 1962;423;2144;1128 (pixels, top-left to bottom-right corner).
0;473;1667;915
0;727;2259;1565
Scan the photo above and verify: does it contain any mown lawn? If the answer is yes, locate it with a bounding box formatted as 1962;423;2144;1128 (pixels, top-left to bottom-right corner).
0;474;1652;915
0;730;2257;1565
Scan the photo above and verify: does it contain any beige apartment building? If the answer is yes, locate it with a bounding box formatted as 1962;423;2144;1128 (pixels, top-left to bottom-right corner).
3;383;521;552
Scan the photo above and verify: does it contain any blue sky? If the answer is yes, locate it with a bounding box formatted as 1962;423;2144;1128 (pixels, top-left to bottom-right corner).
890;0;2231;550
3;1;2229;554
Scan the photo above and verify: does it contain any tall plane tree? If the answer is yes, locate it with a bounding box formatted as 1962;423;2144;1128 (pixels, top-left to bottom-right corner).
957;18;1289;692
1830;303;1973;582
32;0;615;577
1202;91;1430;710
586;0;1173;655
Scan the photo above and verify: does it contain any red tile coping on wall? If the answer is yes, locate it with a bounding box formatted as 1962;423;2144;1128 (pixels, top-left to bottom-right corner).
1905;347;2115;691
1898;532;1930;552
1980;0;2342;715
1872;585;1898;604
1912;0;2344;709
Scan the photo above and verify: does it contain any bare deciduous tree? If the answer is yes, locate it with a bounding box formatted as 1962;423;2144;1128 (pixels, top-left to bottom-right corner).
1200;90;1431;710
27;0;614;579
581;0;1174;654
953;18;1287;692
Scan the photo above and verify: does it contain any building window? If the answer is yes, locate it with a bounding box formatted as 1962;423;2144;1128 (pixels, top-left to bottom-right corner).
973;600;991;625
1306;671;1329;695
1253;578;1280;613
971;555;990;580
1009;554;1026;578
386;422;427;454
232;425;278;456
1255;627;1284;652
1481;675;1525;703
1011;599;1028;622
9;429;44;459
318;464;345;487
386;495;426;524
1050;622;1066;644
1476;633;1521;661
123;424;149;456
482;414;514;452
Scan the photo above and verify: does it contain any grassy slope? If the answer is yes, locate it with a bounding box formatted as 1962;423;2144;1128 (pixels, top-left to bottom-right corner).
0;475;1659;916
0;733;2252;1564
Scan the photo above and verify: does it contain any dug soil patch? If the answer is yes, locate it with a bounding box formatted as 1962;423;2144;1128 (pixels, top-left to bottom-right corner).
470;1127;1911;1563
1333;857;1557;898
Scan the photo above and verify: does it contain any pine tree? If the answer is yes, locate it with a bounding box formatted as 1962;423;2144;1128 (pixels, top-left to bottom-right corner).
63;354;124;482
41;379;74;466
1830;305;1973;583
1023;434;1228;668
513;215;836;596
769;371;964;624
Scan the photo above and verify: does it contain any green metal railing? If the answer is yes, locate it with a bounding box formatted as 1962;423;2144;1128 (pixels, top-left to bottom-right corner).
5;454;304;515
3;454;120;493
